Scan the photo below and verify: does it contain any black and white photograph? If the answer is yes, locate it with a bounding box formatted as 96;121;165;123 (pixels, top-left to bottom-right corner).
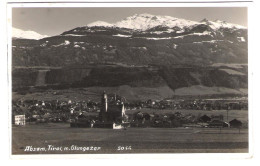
8;3;251;155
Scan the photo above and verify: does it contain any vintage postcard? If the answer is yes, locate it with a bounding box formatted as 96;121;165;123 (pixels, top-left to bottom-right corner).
8;1;251;157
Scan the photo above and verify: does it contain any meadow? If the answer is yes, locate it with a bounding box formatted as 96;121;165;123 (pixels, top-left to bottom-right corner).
12;123;248;154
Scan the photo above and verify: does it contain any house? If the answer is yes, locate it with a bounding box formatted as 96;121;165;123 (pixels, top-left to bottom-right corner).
229;119;242;128
199;115;211;123
113;123;123;129
14;115;25;126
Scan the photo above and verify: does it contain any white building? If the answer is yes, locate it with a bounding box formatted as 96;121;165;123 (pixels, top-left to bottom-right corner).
15;115;25;126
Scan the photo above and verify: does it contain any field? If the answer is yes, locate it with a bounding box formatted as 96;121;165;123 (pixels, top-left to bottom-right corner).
12;123;248;154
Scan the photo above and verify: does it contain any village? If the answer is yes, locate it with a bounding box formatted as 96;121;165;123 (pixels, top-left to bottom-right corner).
12;91;248;129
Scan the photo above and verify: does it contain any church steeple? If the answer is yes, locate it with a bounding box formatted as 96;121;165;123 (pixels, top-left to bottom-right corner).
101;91;108;112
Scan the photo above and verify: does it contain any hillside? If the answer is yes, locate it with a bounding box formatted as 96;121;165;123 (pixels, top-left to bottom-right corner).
12;64;248;101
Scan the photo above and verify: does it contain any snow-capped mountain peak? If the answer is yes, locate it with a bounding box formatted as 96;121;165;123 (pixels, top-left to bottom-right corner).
87;21;114;27
67;13;248;36
201;19;246;30
115;13;199;31
12;27;48;40
83;14;247;32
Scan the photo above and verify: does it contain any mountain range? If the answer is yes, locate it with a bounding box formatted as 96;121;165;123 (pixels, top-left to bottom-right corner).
87;13;246;31
12;13;247;66
12;14;248;99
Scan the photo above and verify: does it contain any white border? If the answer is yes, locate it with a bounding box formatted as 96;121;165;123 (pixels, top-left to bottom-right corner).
3;0;259;163
8;1;252;7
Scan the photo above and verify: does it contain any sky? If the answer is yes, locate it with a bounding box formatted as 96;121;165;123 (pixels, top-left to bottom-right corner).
12;7;247;36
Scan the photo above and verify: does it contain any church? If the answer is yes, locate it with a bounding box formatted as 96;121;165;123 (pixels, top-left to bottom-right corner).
98;91;126;124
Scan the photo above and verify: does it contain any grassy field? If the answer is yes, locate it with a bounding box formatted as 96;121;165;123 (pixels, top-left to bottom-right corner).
12;123;248;154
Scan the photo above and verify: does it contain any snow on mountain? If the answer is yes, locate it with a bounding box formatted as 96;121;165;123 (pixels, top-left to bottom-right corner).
84;14;246;32
12;13;248;68
87;21;114;28
12;27;48;40
115;13;199;31
200;19;246;30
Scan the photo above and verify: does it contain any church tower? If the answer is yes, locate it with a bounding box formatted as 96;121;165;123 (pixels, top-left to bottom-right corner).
99;91;108;122
101;91;108;112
